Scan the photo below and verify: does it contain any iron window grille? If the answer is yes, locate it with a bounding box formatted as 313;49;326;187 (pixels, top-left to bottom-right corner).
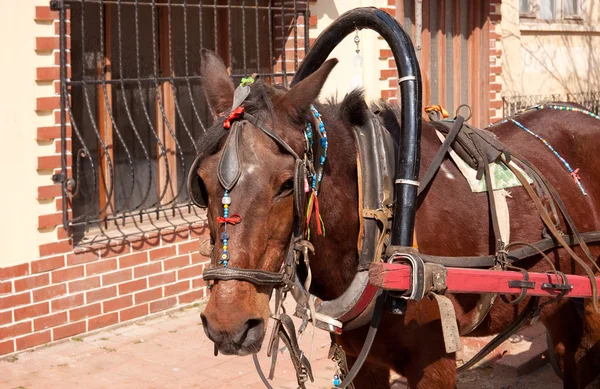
53;0;309;244
503;91;600;117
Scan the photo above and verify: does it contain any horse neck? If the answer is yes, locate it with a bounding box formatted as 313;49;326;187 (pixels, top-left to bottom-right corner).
304;108;361;301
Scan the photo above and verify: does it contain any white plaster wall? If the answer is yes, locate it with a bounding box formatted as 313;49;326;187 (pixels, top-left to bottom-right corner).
0;0;56;266
309;0;391;103
502;0;600;96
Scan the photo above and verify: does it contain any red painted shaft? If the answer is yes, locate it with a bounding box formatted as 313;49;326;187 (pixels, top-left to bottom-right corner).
369;263;600;298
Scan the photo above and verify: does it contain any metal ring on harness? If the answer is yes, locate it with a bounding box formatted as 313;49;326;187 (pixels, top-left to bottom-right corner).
455;104;473;121
395;178;420;187
389;251;426;301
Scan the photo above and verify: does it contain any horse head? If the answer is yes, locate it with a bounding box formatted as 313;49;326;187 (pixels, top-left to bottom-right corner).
191;50;338;356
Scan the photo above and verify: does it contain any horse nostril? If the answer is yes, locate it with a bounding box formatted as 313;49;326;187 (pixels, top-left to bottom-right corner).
240;318;264;344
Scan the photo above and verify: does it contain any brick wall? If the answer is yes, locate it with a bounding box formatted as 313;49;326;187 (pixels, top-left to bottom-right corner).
489;0;504;122
380;2;400;103
272;0;310;86
0;5;209;358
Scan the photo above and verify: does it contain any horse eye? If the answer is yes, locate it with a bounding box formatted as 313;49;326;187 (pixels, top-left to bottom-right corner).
276;178;295;198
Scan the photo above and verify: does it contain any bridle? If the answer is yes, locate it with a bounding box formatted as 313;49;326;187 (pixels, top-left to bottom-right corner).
197;106;326;290
187;79;328;388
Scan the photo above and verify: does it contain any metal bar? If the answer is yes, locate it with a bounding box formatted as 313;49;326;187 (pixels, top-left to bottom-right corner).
292;8;422;249
57;0;69;230
369;263;600;299
280;0;287;86
64;0;300;10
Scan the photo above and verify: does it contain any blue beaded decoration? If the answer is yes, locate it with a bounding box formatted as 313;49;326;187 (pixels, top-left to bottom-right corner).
332;374;341;387
304;105;328;192
220;190;231;267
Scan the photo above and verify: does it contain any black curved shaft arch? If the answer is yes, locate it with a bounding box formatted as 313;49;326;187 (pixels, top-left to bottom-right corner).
291;7;422;248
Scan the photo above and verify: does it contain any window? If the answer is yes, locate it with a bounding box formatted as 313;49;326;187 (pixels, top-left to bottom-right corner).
520;0;583;21
64;0;307;243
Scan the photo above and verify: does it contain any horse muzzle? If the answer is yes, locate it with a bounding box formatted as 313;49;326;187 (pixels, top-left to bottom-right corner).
200;313;265;356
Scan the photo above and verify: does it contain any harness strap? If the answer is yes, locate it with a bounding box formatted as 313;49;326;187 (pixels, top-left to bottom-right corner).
457;296;540;372
202;267;285;286
418;116;465;196
244;112;302;161
506;160;600;313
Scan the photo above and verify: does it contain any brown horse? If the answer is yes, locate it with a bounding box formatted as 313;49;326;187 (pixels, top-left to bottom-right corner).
194;50;600;388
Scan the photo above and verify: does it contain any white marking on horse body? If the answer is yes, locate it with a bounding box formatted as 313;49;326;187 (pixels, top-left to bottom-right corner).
441;164;455;180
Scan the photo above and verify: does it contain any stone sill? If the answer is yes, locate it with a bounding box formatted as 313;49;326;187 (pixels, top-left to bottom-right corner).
520;22;600;34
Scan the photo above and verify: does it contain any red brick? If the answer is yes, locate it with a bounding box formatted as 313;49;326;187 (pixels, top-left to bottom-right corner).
31;255;65;274
89;313;118;331
380;69;398;79
0;311;12;326
178;265;203;280
86;259;117;275
66;251;100;266
103;295;132;313
150;297;177;313
38;212;63;229
134;287;162;305
14;302;50;321
53;321;86;341
379;49;393;59
381;89;398;100
118;252;147;269
51;293;84;311
14;274;50;292
38;155;61;171
118;279;147;295
69;303;101;322
120;304;149;322
178;240;199;255
37;126;64;141
16;330;51;351
37;184;62;200
52;265;84;283
179;289;204;304
34;312;68;331
130;236;160;251
100;243;131;259
164;255;190;271
69;276;100;293
0;339;14;355
308;14;317;28
0;292;31;310
149;271;176;287
32;284;66;302
36;67;60;82
191;253;209;264
102;269;132;286
161;230;189;244
192;278;206;289
164;280;190;296
0;263;30;280
0;281;11;294
86;286;116;303
36;96;61;112
39;241;72;257
35;6;58;21
490;100;503;109
0;321;32;339
149;246;177;261
134;262;162;278
36;37;60;51
189;226;208;238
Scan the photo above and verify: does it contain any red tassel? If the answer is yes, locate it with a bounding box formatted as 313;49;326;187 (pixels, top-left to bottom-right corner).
313;194;322;236
224;107;245;129
305;191;323;236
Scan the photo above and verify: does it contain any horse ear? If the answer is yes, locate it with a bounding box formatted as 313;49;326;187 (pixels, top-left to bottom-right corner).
280;58;338;120
200;49;234;116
